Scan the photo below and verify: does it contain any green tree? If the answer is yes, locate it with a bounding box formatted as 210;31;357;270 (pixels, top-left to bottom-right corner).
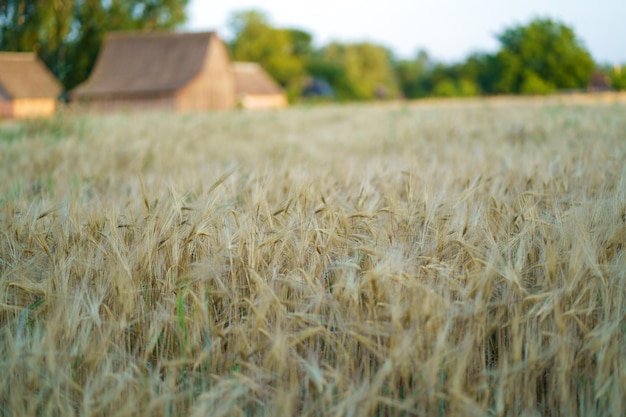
395;50;432;98
433;79;457;97
396;51;488;99
321;41;399;100
287;28;314;59
228;10;307;100
520;71;555;94
431;78;480;98
0;0;188;91
494;18;595;94
609;66;626;91
457;78;480;96
458;53;499;94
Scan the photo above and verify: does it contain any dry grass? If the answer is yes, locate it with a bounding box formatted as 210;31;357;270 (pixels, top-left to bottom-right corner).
1;98;625;416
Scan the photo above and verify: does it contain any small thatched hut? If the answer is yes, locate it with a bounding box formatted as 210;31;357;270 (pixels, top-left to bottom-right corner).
72;31;235;111
233;62;287;109
0;52;61;119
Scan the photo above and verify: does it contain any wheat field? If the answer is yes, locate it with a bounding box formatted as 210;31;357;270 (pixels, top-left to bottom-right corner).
1;98;625;416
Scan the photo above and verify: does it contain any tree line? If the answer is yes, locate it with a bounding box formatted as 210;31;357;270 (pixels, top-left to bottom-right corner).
230;10;624;101
2;2;625;101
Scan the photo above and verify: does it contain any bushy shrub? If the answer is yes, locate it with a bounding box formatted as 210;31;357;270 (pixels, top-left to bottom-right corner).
433;79;458;97
520;71;556;95
610;66;626;90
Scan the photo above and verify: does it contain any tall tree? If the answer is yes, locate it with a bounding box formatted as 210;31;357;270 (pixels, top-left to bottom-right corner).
494;18;594;94
0;0;188;91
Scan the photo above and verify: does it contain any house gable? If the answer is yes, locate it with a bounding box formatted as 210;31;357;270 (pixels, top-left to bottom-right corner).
177;33;236;110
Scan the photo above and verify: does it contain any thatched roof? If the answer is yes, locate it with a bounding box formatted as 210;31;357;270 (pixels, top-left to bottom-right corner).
233;62;284;96
0;52;62;99
73;31;218;98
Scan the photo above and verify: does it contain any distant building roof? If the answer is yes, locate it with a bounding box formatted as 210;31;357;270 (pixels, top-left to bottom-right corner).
0;52;62;99
72;31;218;98
233;62;284;96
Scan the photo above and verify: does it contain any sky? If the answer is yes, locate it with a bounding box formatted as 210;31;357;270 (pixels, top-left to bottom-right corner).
186;0;626;65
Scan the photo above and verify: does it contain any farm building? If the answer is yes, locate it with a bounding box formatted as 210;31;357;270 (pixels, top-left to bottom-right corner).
0;52;61;119
71;31;236;111
233;62;287;109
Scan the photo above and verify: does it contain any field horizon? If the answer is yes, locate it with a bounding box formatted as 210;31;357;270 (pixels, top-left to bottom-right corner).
1;97;625;416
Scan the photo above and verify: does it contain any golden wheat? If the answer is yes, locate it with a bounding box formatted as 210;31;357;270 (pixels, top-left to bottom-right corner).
1;98;625;416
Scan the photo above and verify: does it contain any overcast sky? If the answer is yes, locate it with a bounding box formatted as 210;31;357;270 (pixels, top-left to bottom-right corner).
186;0;625;64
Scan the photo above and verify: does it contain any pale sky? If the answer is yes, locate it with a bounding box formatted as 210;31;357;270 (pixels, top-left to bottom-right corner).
186;1;626;65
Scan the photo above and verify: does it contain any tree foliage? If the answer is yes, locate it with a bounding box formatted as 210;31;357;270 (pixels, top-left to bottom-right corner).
0;0;189;91
229;9;402;102
320;42;399;100
494;18;594;94
394;17;597;99
610;66;626;91
395;50;432;99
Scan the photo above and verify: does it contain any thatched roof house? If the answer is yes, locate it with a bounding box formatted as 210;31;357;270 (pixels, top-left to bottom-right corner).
233;62;287;109
72;31;235;111
0;52;62;119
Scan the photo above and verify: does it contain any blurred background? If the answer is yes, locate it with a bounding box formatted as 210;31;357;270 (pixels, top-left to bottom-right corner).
1;0;625;103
